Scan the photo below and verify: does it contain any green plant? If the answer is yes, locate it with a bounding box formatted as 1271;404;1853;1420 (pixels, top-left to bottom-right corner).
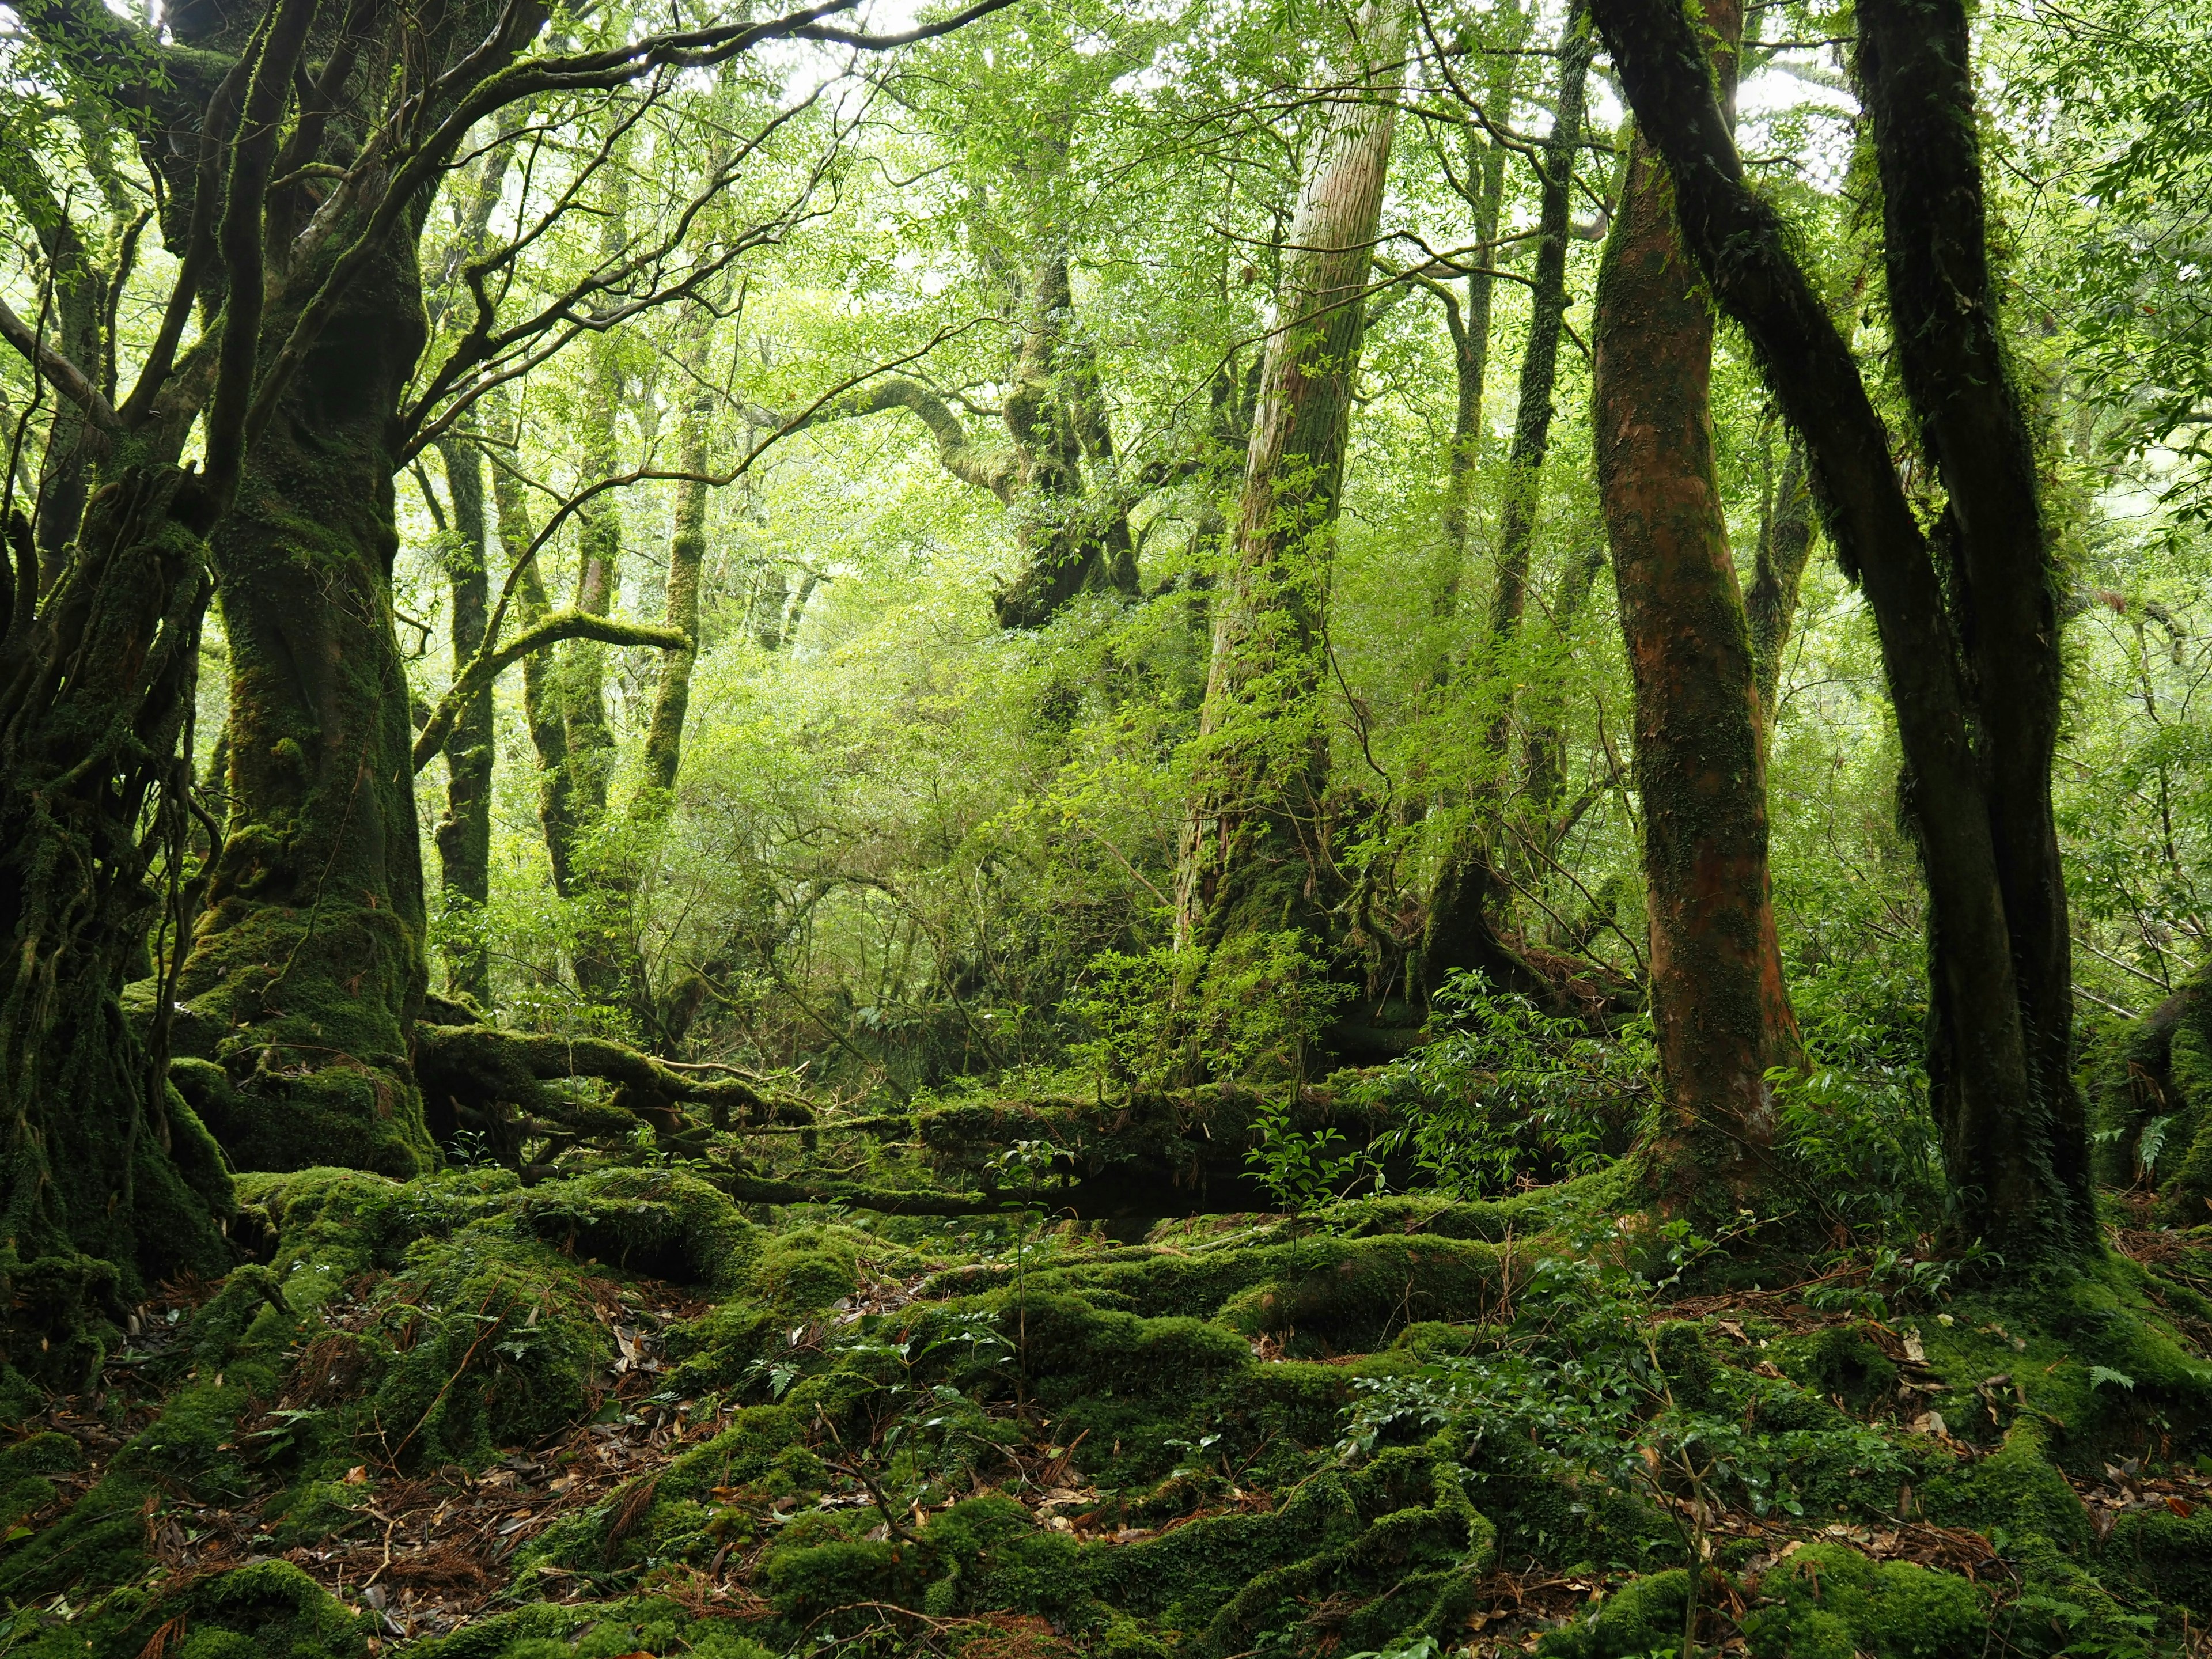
1341;971;1649;1196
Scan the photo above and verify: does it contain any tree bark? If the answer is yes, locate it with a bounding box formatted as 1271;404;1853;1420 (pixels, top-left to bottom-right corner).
1592;0;2094;1255
490;422;584;900
182;237;439;1178
1594;0;1801;1205
1174;0;1407;953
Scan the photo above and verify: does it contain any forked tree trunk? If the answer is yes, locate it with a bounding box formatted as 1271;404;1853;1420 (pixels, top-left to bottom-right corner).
1174;0;1406;952
1594;0;1802;1203
1594;0;2094;1256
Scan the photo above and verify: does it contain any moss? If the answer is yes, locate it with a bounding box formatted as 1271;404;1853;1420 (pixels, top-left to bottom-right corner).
516;1166;761;1290
1741;1545;1988;1659
0;1560;372;1659
2105;1508;2212;1619
363;1225;609;1469
1092;1440;1495;1657
1536;1569;1688;1658
1922;1421;2090;1547
1778;1322;1901;1414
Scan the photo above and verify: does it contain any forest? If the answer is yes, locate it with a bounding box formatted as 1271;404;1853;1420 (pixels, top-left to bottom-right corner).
2;0;2211;1650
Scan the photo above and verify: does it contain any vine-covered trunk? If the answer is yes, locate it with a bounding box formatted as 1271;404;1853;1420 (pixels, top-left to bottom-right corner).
180;245;437;1178
1594;0;1801;1203
0;469;237;1378
1594;0;2094;1256
435;436;494;1006
1422;0;1593;998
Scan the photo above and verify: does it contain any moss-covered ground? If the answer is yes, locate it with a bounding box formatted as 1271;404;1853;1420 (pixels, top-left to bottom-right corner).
2;1125;2210;1658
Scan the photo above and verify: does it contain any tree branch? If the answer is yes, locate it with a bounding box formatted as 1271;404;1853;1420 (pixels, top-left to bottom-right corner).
411;608;685;771
0;298;119;433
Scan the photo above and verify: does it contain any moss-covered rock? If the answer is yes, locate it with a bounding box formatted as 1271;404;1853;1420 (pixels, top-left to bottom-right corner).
1741;1545;1988;1658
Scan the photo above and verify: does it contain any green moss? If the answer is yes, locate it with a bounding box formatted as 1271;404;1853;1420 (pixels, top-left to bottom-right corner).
516;1166;761;1290
1536;1570;1688;1658
1741;1545;1988;1659
365;1225;609;1469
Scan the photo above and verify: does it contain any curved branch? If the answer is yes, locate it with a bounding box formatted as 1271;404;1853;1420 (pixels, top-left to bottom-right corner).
0;298;118;433
788;376;1018;500
412;608;685;772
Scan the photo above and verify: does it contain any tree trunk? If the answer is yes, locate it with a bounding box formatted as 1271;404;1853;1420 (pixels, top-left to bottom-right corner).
490;422;583;899
1174;0;1406;953
1593;0;2094;1256
181;238;438;1179
1745;429;1813;722
1421;0;1594;998
1;471;237;1380
1856;0;2089;1251
434;435;494;1006
1594;0;1801;1205
1435;0;1527;597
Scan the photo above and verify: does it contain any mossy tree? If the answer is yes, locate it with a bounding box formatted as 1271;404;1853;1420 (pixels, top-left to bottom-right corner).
1174;0;1408;955
0;0;1016;1370
1593;0;1804;1207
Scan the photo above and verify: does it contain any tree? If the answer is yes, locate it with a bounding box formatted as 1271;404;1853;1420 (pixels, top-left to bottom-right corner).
1175;0;1407;955
1420;0;1597;998
0;0;1012;1370
1592;0;2094;1256
1593;0;1802;1207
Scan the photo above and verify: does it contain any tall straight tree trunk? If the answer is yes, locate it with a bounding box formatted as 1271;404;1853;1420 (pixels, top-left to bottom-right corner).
434;435;494;1006
1174;0;1406;952
1594;0;2093;1256
1594;0;1801;1204
641;315;715;804
1422;0;1594;997
1435;0;1528;596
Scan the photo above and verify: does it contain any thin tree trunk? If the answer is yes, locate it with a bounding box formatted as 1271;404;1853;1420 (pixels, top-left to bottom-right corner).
1422;0;1594;998
434;434;494;1006
1175;0;1406;952
490;418;583;900
1593;0;2093;1255
1745;429;1813;722
1595;0;1801;1205
1435;0;1527;595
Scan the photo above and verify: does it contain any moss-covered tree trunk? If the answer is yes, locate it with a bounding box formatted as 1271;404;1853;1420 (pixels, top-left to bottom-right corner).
1421;0;1593;998
181;238;438;1177
1594;0;1801;1204
434;436;494;1006
1;467;239;1378
1174;0;1405;953
1594;0;2094;1256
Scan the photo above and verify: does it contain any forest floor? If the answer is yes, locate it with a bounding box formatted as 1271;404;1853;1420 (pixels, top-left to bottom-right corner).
4;1113;2212;1659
